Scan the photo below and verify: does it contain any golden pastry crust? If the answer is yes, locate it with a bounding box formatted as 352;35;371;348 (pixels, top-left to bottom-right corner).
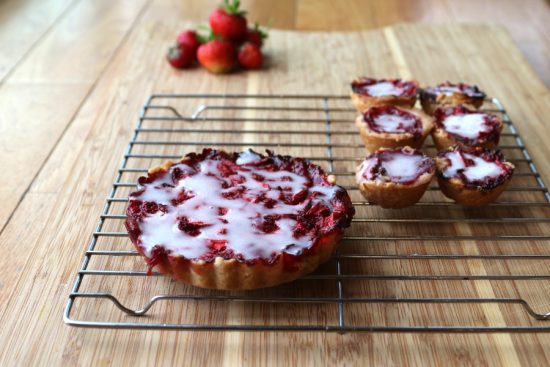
357;171;434;209
435;148;515;206
355;108;434;153
421;96;482;116
126;149;355;290
351;91;416;112
137;231;342;290
436;175;511;206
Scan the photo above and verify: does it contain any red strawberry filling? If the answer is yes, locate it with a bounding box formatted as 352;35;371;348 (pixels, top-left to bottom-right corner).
362;105;423;138
438;146;514;190
357;147;435;185
351;77;418;97
125;149;355;272
434;105;501;145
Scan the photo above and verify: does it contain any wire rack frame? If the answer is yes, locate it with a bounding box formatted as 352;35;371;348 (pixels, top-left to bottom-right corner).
64;94;550;332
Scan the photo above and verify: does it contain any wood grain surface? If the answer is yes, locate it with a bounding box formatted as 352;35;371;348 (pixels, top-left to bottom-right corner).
1;0;550;366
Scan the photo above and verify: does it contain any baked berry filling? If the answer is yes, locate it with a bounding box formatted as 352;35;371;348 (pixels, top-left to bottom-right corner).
434;105;501;145
421;82;486;100
356;147;435;185
125;149;354;269
351;77;418;97
438;147;514;190
362;105;423;138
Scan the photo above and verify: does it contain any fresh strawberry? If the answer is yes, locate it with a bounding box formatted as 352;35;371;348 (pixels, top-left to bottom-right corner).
209;0;247;40
245;29;262;47
166;43;195;69
245;23;268;47
238;42;262;69
197;40;236;73
176;30;200;52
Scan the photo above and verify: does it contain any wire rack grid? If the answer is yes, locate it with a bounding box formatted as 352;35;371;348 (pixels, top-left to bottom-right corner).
64;93;550;332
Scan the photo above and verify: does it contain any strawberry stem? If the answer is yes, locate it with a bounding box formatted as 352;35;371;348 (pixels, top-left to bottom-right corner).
254;22;269;40
195;25;217;43
221;0;246;16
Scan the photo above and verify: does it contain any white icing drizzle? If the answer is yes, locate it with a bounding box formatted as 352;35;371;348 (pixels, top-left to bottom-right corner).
235;149;262;165
442;113;490;139
366;82;404;96
131;152;339;260
357;152;430;183
373;112;417;133
442;151;505;182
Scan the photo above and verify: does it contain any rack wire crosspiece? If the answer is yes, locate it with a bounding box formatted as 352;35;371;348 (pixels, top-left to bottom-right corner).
64;94;550;332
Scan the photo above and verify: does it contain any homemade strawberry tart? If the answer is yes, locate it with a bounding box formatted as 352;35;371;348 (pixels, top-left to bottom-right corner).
125;149;355;290
356;147;436;208
436;146;514;206
355;105;434;152
432;105;503;150
350;77;419;112
420;82;486;115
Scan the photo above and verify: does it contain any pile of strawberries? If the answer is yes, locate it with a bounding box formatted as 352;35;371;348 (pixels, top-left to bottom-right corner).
167;0;268;73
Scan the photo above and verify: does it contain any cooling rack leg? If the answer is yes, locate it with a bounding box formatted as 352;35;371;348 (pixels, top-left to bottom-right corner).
323;97;346;333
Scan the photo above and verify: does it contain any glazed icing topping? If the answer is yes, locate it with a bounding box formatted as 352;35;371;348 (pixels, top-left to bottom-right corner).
126;150;354;262
438;148;513;188
365;82;404;97
442;113;491;139
434;105;501;144
373;112;418;133
443;151;503;181
363;105;423;137
357;148;435;185
351;78;418;97
235;149;262;164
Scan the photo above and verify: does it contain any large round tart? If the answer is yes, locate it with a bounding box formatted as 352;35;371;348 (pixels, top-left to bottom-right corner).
125;149;355;290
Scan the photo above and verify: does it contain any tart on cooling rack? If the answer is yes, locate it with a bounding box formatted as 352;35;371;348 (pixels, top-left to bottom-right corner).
356;147;435;209
420;81;486;115
432;105;503;150
125;149;355;290
435;146;514;206
350;77;419;112
355;105;434;152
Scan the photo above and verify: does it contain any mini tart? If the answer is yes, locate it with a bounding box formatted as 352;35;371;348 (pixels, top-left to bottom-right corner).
355;105;434;152
420;81;486;115
125;149;355;290
350;77;419;112
356;147;436;209
435;146;514;206
432;105;503;150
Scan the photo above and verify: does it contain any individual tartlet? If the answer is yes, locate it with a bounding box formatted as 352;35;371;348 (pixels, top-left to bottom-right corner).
432;105;503;150
125;149;355;290
355;105;434;152
420;81;486;115
350;77;419;112
435;146;514;206
355;147;436;208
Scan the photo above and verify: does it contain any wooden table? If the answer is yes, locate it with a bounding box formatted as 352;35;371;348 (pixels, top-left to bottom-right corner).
1;0;550;365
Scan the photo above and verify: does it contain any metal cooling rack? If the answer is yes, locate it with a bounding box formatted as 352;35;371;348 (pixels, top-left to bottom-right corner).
64;94;550;332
